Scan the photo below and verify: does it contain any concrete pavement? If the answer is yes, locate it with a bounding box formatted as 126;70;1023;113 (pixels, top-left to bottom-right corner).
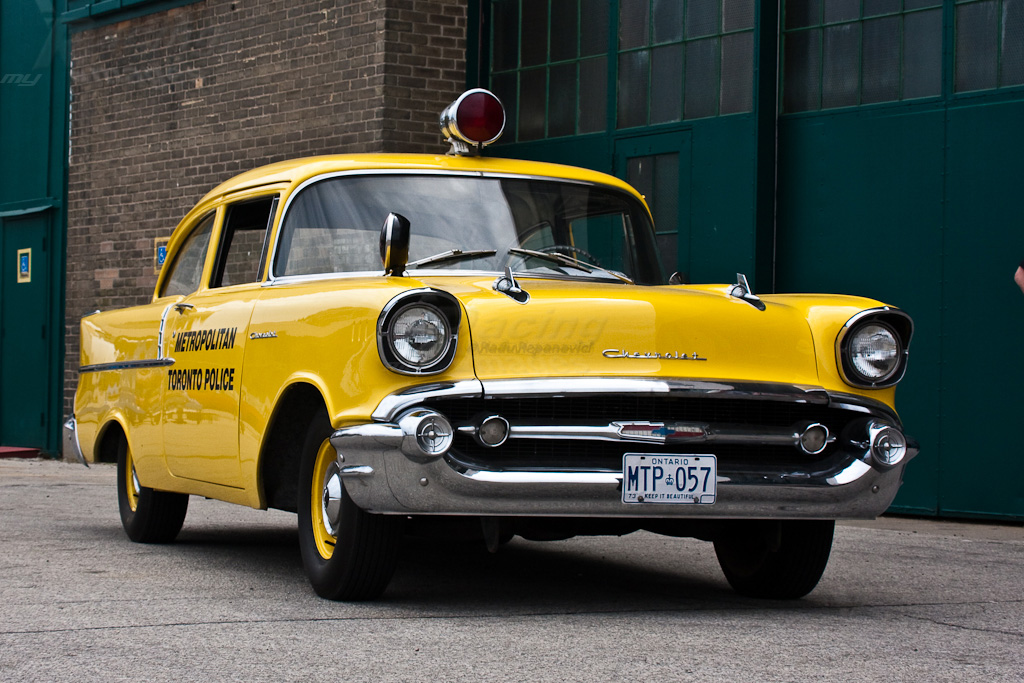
1;458;1021;682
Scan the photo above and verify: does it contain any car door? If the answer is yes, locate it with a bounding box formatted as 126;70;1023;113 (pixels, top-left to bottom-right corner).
160;194;277;488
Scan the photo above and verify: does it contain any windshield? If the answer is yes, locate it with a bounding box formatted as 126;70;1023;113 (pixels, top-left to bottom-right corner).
274;173;665;284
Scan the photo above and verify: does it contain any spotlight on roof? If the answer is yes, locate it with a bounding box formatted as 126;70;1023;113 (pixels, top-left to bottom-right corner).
439;89;505;156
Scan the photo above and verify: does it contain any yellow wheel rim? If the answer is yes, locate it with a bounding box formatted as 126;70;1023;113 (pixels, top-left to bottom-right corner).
311;439;340;560
125;447;140;513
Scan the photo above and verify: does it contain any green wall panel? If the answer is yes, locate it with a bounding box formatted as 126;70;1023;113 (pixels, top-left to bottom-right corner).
776;98;1024;520
0;0;54;204
939;98;1024;518
0;1;67;453
776;106;947;515
686;115;758;287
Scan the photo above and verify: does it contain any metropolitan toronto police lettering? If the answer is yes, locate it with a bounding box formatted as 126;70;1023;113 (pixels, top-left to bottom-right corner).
173;327;237;353
167;326;238;392
167;367;236;391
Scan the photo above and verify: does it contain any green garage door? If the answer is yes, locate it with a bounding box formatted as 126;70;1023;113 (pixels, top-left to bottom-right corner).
0;212;52;448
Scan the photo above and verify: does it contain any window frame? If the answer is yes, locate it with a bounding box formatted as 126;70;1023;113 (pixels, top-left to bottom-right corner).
158;211;217;299
210;195;279;289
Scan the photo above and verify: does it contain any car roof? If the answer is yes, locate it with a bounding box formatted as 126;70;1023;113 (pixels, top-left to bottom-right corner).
197;153;645;205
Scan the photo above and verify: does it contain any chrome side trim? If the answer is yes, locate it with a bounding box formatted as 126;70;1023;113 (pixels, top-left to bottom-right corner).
157;302;178;360
80;301;180;373
79;358;175;373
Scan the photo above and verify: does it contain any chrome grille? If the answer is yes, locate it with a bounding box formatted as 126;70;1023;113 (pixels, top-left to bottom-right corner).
424;396;863;473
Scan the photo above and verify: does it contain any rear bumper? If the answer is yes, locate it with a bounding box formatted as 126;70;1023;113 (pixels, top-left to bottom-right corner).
331;378;917;520
62;415;88;467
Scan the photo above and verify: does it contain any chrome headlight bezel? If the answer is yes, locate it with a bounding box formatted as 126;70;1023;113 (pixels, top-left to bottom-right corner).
836;308;913;389
377;289;461;375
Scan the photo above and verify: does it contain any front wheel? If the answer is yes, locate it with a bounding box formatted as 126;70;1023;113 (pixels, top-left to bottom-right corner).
116;436;188;543
713;520;835;599
297;410;402;600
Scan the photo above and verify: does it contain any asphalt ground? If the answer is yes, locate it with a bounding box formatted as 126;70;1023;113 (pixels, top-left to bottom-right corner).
1;459;1021;682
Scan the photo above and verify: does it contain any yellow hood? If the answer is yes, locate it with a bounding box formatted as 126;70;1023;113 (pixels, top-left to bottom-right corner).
433;278;820;385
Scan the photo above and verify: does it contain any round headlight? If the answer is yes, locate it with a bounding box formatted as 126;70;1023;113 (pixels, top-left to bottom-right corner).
848;323;900;382
378;290;462;375
388;304;450;368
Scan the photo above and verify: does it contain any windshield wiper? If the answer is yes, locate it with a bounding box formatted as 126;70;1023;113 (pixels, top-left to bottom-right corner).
407;249;497;268
507;248;634;284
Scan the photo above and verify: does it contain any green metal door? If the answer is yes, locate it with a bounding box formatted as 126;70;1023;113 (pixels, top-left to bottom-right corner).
614;132;691;278
0;213;51;447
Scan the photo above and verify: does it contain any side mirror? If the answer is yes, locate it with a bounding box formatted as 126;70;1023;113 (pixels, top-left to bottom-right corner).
380;212;410;276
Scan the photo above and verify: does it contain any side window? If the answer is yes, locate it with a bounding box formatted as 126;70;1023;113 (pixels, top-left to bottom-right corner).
162;213;216;297
212;196;277;288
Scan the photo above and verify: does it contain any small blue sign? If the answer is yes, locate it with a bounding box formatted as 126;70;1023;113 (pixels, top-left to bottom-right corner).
154;238;169;274
17;248;31;283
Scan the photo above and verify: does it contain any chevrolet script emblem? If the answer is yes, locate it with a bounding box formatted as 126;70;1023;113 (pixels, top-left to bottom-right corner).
603;349;707;361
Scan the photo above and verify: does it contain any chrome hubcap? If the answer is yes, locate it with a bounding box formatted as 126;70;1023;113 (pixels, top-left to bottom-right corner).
321;462;343;536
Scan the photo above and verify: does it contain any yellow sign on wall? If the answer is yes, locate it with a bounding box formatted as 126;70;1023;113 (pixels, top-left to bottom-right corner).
17;248;31;284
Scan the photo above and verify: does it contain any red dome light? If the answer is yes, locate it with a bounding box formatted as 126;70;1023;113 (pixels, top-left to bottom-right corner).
440;89;506;154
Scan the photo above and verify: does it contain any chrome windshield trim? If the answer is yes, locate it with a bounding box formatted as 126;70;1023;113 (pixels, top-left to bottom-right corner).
268;168;611;284
265;269;635;287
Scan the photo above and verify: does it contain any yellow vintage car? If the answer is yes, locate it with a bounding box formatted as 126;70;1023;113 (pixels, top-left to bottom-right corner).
65;90;915;601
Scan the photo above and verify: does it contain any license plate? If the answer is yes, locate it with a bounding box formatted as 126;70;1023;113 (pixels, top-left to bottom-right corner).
621;454;717;504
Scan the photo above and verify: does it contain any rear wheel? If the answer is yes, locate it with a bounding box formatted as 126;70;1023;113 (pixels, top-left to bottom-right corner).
116;437;188;543
297;409;402;600
713;520;835;599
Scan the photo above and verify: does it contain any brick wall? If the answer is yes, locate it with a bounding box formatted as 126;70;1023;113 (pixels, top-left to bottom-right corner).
64;0;467;412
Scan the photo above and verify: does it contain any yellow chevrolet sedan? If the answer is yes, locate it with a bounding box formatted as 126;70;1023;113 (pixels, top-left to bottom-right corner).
65;90;915;601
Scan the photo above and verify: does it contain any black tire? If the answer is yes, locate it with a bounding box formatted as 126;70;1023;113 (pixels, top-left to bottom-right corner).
116;436;188;543
297;408;402;600
713;520;835;599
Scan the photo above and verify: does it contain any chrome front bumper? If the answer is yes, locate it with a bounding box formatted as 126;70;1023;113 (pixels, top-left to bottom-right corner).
331;378;918;520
